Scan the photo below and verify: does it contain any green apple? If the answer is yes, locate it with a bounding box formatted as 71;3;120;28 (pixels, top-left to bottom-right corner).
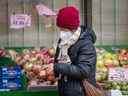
24;63;33;71
104;59;113;65
101;67;108;73
104;53;113;59
96;75;102;82
115;85;121;90
113;60;119;66
112;82;118;88
96;60;104;68
97;55;103;60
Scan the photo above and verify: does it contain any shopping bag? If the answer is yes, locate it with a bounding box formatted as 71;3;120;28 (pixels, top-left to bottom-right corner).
82;80;105;96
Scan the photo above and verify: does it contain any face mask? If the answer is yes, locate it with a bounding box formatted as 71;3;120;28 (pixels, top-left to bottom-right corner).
60;31;73;41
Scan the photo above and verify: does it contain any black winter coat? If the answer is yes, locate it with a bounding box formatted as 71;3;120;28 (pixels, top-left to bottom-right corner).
54;26;97;96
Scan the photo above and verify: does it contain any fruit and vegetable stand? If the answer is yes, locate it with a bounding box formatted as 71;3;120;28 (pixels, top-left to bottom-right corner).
0;45;128;96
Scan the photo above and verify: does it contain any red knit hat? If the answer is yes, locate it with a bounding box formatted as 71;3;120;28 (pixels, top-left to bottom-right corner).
56;6;80;30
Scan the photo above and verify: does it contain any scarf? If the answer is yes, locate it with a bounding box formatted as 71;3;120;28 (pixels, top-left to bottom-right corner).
57;27;81;64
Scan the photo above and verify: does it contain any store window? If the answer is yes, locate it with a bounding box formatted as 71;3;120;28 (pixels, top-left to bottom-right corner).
92;0;128;45
0;0;85;48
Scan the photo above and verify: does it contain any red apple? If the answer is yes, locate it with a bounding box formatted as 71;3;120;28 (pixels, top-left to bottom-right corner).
119;49;127;55
32;64;42;74
47;75;55;82
39;70;46;79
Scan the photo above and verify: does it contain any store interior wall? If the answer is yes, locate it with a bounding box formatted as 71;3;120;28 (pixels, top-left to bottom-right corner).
0;0;83;48
92;0;128;45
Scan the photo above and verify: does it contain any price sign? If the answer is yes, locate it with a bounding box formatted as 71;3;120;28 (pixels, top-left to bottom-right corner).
36;4;56;16
111;90;122;96
108;68;128;82
10;14;31;29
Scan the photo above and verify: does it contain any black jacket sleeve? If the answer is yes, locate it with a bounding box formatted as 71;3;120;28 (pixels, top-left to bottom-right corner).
54;40;96;80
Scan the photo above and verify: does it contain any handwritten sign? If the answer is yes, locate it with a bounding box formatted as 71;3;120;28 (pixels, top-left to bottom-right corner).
10;14;31;29
36;4;56;16
108;68;128;82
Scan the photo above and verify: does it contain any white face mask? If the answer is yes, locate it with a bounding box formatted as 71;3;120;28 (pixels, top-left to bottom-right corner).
60;31;73;41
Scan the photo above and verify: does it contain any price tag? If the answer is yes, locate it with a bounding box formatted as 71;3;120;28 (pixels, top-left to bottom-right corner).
111;90;122;96
10;14;31;29
108;68;128;82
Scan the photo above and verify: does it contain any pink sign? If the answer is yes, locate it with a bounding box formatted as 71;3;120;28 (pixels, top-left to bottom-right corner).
36;4;56;16
10;14;31;29
108;68;128;82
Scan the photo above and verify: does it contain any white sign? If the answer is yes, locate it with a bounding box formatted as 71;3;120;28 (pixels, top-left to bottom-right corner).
10;14;31;29
36;4;56;16
108;68;128;82
111;90;122;96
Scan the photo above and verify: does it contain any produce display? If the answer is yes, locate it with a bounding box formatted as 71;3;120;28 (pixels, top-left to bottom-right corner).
96;48;128;94
0;48;57;89
96;48;119;82
14;48;57;88
0;47;128;92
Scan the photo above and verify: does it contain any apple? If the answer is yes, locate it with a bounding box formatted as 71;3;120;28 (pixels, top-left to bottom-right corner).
97;55;103;60
27;71;37;79
24;63;33;71
113;60;119;66
104;59;113;65
96;60;104;68
104;53;113;60
96;75;102;82
24;54;30;60
22;49;30;54
48;48;56;57
31;57;37;62
119;49;127;55
101;67;108;73
39;70;46;78
32;64;42;74
47;75;55;82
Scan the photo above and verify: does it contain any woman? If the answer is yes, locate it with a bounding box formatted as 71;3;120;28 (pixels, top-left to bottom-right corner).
47;6;97;96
